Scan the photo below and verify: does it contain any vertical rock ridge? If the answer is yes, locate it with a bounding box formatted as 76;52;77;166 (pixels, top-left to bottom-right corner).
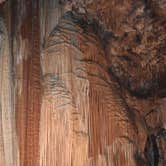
14;1;42;166
0;17;16;166
40;12;138;166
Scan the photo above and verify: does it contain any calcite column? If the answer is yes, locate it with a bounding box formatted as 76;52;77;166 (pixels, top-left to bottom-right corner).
0;17;16;166
40;11;138;166
14;0;42;166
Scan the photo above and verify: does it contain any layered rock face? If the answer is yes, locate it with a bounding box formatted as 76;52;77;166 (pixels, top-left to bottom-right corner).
0;0;165;166
0;17;16;166
61;0;166;97
40;12;139;166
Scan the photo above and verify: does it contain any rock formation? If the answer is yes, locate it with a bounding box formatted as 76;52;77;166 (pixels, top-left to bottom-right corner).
0;0;165;165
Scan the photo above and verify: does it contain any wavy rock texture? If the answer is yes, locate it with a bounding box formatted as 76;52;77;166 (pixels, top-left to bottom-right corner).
40;12;140;166
39;1;166;165
0;0;165;166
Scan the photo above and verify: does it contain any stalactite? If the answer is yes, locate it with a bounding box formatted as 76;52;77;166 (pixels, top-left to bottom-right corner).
0;16;16;166
0;0;165;165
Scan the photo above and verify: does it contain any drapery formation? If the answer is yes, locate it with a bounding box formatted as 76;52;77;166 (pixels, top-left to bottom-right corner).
0;0;165;166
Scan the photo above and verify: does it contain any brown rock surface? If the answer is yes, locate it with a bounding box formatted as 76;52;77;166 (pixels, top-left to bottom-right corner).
0;0;165;165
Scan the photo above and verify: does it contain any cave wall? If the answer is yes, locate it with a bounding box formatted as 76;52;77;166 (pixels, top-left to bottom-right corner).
0;0;165;166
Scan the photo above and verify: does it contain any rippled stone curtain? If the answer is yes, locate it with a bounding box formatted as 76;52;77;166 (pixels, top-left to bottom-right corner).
0;0;166;166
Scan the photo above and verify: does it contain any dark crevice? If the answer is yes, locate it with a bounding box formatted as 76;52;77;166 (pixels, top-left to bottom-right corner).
144;134;159;166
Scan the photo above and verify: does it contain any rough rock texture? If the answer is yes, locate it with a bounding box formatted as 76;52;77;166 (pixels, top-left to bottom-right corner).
0;17;12;166
13;1;42;166
0;0;165;166
39;1;166;165
60;0;166;97
0;17;18;166
40;12;139;166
